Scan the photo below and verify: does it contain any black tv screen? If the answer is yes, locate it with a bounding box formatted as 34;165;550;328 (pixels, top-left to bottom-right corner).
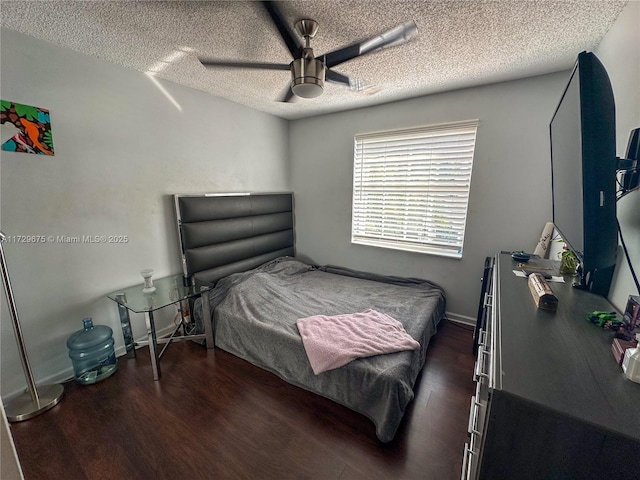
550;51;617;296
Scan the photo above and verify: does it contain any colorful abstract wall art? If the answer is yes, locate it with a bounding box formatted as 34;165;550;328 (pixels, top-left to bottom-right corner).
1;100;54;155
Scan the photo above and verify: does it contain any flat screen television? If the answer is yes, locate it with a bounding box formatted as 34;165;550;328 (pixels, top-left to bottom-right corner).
550;51;617;297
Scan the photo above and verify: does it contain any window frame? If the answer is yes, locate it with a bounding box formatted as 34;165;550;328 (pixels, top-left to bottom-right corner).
351;119;479;259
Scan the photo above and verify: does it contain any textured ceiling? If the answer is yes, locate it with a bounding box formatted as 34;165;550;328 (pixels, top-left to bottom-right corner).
0;0;627;120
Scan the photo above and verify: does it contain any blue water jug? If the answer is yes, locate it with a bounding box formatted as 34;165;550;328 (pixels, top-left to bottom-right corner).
67;318;117;385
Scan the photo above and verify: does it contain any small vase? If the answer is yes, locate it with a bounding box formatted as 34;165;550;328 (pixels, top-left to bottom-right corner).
141;268;156;293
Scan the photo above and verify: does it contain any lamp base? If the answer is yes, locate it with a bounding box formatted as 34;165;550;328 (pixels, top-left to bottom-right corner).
4;384;64;422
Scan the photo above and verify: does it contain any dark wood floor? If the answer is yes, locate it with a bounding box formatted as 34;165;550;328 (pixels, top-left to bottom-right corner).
9;320;475;480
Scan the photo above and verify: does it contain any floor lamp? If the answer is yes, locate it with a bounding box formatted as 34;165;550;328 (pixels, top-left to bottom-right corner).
1;231;64;422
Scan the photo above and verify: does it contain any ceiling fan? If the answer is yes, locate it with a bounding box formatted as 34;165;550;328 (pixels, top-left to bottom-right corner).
198;1;418;102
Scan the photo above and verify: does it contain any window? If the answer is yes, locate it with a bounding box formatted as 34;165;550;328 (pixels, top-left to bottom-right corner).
351;120;478;258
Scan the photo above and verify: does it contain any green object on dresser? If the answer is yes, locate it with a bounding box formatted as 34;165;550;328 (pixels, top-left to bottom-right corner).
559;248;579;275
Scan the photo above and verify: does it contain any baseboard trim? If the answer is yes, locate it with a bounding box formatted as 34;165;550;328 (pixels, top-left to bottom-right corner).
445;312;476;326
5;313;475;403
2;324;177;402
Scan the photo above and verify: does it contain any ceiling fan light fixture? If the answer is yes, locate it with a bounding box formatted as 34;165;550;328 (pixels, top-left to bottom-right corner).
291;57;325;98
292;78;324;98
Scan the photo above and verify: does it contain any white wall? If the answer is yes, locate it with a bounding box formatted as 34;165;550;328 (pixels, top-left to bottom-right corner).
289;72;569;320
595;1;640;313
289;1;639;320
0;28;290;398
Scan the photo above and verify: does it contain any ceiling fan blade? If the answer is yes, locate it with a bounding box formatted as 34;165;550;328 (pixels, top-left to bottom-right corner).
326;70;381;95
261;1;303;59
321;21;418;68
325;69;352;87
278;85;295;103
198;58;291;71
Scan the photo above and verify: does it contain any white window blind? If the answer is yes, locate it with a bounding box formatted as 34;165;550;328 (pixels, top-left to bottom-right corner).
352;120;478;258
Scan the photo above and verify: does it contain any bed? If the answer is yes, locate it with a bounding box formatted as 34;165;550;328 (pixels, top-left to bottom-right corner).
174;193;445;442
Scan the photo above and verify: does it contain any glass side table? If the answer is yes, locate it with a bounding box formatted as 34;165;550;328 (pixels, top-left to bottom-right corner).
107;274;214;380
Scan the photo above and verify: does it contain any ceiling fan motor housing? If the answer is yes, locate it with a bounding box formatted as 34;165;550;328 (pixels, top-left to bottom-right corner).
291;55;325;98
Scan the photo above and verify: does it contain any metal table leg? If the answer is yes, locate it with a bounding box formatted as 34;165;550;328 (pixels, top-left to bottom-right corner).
115;293;135;358
201;286;214;348
144;311;161;380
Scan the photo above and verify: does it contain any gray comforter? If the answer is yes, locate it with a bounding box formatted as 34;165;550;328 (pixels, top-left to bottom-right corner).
195;257;445;442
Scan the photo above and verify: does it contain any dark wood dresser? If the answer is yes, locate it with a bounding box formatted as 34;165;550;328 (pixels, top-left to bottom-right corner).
462;253;640;480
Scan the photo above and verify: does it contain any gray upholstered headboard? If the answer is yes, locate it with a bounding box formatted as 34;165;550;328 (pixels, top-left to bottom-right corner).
174;193;295;284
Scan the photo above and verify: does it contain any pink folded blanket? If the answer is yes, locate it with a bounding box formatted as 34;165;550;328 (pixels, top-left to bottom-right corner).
296;309;420;375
